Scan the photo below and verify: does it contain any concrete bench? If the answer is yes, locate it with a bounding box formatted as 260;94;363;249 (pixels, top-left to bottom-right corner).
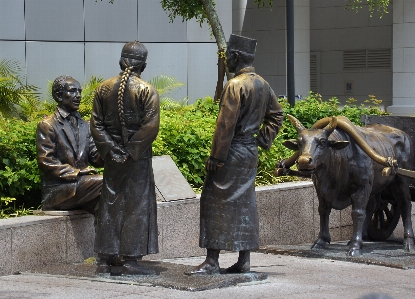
1;181;357;276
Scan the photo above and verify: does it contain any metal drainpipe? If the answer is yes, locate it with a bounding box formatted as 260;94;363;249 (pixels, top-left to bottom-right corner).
286;0;295;106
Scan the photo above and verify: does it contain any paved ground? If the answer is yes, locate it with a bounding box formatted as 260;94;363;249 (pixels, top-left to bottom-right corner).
1;249;415;299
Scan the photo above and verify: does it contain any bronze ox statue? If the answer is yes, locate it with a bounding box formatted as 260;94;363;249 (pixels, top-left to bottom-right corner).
275;114;415;256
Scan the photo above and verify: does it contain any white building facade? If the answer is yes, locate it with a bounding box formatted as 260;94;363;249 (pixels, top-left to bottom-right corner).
1;0;414;115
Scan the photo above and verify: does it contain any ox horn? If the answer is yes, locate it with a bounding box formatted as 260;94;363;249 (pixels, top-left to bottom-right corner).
287;114;306;133
323;116;337;135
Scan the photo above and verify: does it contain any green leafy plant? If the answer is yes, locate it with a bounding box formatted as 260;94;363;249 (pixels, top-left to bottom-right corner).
149;74;187;111
0;59;40;120
280;92;389;141
0;118;40;215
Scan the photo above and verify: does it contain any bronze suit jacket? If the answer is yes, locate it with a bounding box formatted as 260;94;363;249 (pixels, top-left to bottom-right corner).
36;107;103;208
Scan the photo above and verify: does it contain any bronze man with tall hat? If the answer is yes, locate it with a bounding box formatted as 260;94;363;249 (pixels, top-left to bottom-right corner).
188;34;284;275
36;75;103;214
90;41;160;275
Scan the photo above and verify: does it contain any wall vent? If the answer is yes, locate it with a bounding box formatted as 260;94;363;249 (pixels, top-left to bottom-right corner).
343;49;391;70
310;54;318;93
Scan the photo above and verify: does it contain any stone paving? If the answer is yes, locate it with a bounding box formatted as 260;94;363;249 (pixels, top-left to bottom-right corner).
1;244;415;299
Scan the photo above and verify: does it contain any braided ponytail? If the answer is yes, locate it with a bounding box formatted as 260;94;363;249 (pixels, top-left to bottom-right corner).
118;66;133;145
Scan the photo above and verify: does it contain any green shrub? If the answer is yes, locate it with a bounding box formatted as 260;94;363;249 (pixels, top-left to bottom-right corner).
280;92;389;141
0;59;40;120
0;118;41;216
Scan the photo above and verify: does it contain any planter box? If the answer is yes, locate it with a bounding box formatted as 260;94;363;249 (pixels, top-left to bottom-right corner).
0;181;356;276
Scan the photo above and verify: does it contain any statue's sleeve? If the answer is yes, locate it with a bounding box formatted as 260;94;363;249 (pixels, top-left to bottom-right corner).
210;82;241;161
256;86;284;150
87;127;104;168
125;86;160;160
90;86;118;159
36;121;79;181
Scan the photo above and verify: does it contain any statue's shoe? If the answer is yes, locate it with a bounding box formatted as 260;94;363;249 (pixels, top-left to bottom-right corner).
225;262;250;274
121;261;157;275
185;261;220;275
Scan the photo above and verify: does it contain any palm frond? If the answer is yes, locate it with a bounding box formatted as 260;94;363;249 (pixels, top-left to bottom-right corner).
148;74;184;96
0;59;40;119
160;97;189;110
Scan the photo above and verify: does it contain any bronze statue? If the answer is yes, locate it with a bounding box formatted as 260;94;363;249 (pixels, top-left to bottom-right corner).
187;34;284;275
36;76;103;214
276;115;415;256
90;41;160;275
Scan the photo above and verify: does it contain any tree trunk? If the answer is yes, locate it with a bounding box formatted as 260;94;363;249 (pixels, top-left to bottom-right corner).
200;0;231;101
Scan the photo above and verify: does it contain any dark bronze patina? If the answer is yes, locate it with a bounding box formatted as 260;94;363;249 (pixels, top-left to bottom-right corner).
187;34;284;275
90;41;160;276
276;114;415;256
36;76;103;214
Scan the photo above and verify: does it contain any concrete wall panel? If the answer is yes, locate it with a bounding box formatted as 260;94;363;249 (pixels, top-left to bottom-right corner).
137;0;186;43
0;0;25;40
25;0;84;41
85;42;124;81
85;0;138;42
26;42;84;96
0;41;26;69
187;43;218;102
142;43;187;102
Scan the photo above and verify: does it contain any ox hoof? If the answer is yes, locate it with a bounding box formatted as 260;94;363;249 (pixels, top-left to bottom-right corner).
347;248;361;257
311;239;327;250
403;238;415;252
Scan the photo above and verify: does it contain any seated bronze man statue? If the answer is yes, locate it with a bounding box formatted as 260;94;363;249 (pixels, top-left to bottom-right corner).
36;75;103;214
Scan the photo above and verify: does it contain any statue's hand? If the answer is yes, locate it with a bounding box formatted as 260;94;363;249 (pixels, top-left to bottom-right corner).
109;146;129;163
205;156;224;172
79;167;98;175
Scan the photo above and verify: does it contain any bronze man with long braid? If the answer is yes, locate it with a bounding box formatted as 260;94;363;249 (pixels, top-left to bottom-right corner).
91;41;160;275
187;34;284;275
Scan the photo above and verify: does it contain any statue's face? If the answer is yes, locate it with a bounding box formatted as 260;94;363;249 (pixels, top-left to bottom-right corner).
225;49;237;73
58;78;82;112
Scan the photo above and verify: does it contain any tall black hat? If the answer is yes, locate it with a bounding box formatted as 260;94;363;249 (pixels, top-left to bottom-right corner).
121;41;148;61
227;34;257;55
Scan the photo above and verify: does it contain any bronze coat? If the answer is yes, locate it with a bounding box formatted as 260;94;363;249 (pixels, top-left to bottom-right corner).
200;67;283;251
90;73;160;257
36;108;103;211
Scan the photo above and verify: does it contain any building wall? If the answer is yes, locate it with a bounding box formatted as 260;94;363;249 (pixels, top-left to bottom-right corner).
233;0;310;99
310;0;393;108
389;0;415;116
0;0;232;103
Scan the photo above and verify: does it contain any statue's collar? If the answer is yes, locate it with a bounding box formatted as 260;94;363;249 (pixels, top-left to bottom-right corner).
235;66;255;77
56;107;81;119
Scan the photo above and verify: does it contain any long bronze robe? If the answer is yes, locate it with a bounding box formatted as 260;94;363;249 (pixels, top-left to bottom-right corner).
199;67;283;251
90;72;160;257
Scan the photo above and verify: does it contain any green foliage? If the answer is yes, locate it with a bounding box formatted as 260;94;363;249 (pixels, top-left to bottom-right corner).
280;92;389;141
0;118;40;216
149;75;185;97
0;59;40;120
255;0;390;17
346;0;390;17
160;0;215;27
0;197;32;219
153;97;218;189
78;76;104;118
153;96;299;188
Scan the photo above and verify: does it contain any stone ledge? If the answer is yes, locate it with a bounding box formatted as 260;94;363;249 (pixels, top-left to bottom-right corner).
0;181;347;276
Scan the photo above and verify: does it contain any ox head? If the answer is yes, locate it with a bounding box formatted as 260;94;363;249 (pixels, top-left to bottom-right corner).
283;115;350;172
